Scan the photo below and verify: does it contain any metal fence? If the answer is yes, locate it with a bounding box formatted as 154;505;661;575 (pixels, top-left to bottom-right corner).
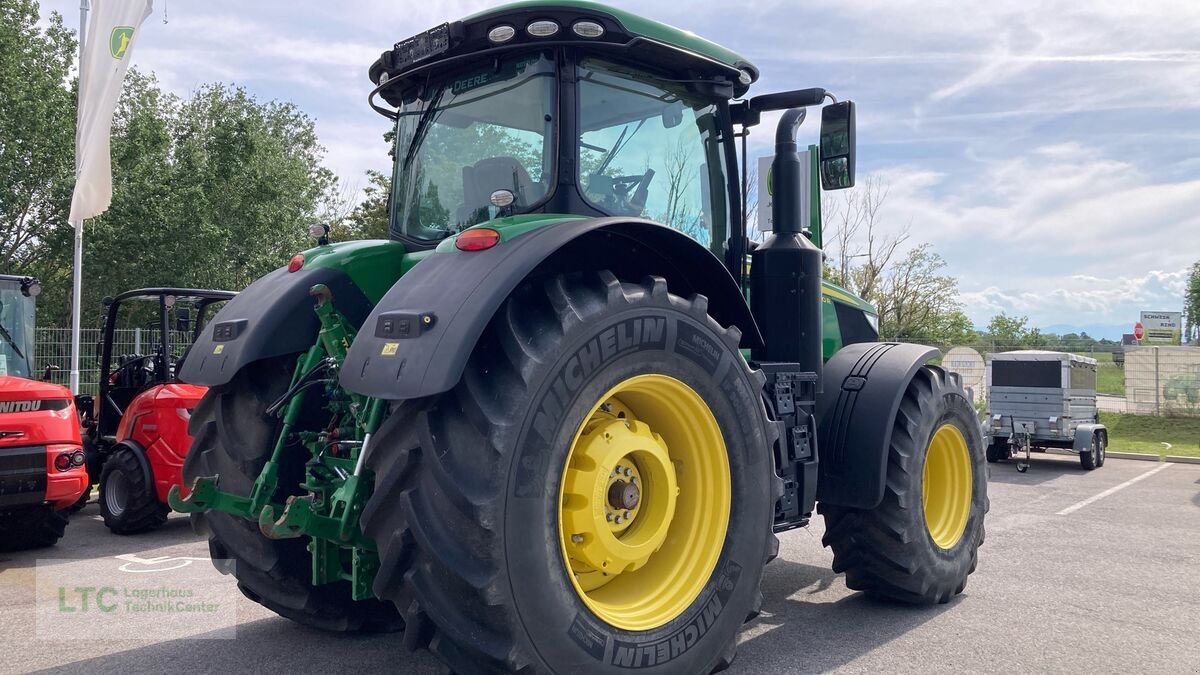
35;327;193;396
1123;346;1200;416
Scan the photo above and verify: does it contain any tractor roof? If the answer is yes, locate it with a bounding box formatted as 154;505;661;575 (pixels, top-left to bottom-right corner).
369;1;759;102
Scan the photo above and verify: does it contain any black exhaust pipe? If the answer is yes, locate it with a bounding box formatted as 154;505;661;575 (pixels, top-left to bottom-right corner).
750;108;824;392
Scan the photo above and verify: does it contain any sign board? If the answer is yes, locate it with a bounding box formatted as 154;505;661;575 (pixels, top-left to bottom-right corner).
757;152;811;233
1133;322;1144;341
944;347;986;403
1138;311;1181;345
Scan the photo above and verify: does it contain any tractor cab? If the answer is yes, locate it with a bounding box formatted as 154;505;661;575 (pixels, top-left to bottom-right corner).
0;275;39;379
81;287;235;534
370;3;853;264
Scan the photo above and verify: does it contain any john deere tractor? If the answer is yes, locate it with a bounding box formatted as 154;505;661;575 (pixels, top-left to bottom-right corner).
173;2;987;672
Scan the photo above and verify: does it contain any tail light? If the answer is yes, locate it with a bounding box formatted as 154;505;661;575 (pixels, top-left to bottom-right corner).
52;446;86;472
455;228;501;252
287;254;305;273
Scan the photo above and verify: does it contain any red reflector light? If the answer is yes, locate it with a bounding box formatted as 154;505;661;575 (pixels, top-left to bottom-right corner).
54;453;72;472
455;228;500;252
288;254;305;273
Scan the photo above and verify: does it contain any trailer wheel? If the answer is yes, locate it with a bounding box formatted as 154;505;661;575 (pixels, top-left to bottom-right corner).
985;441;1007;463
99;447;168;534
1079;434;1098;470
1096;432;1106;467
0;505;68;551
182;357;402;632
821;366;987;604
363;271;776;674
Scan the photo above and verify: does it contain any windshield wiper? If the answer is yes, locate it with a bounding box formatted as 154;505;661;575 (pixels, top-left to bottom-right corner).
0;322;26;362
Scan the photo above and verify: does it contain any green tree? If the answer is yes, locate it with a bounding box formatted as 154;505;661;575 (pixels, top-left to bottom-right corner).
35;74;335;325
873;244;961;340
0;1;76;274
1185;260;1199;343
986;313;1030;349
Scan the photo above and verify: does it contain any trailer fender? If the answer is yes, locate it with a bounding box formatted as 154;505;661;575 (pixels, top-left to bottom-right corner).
339;217;762;400
178;266;372;387
1072;423;1105;453
816;342;940;509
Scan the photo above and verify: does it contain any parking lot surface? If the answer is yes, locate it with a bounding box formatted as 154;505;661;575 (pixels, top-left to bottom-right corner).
3;456;1198;674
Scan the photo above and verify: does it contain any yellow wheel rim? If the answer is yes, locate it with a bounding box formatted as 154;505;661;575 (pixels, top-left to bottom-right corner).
922;424;973;549
557;374;730;631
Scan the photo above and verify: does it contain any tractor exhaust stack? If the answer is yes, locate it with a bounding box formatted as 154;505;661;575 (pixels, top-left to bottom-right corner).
750;108;824;392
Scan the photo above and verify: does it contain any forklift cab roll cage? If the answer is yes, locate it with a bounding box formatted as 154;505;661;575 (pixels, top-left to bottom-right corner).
87;288;236;441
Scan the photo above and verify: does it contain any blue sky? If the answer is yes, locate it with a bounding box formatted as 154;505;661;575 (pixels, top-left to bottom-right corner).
40;0;1200;337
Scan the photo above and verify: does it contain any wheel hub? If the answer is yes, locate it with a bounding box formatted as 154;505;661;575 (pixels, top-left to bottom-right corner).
562;418;678;583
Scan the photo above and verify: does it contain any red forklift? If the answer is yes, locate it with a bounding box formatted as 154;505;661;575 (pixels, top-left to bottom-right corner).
77;288;235;534
0;275;89;550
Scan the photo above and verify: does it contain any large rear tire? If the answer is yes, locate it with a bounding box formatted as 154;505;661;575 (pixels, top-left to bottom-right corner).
820;365;987;604
99;446;169;534
0;505;69;551
182;357;402;632
362;271;777;674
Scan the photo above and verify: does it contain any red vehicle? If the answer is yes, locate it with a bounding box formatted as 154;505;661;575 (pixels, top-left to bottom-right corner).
0;275;88;550
78;288;235;534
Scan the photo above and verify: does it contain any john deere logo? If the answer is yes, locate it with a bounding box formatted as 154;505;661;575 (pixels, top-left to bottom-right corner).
110;26;134;59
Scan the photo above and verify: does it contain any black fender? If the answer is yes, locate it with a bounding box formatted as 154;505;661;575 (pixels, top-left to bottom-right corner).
112;440;155;491
178;265;372;386
1072;423;1105;453
340;217;762;400
816;342;940;509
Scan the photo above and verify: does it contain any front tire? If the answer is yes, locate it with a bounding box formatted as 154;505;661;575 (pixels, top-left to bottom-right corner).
182;357;402;632
820;366;988;604
99;447;168;534
362;271;776;674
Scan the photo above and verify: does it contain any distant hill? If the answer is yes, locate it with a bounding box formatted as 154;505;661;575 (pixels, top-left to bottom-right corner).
1039;323;1130;341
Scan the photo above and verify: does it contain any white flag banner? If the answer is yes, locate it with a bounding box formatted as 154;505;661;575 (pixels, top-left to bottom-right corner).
68;0;153;224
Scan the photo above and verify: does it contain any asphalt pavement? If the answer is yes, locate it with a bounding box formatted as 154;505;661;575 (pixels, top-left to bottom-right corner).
2;456;1197;674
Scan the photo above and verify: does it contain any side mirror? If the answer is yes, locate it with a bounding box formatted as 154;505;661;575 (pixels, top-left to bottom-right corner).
819;101;856;190
175;307;192;333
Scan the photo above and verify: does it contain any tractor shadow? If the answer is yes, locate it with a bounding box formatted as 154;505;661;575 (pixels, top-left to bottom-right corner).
28;616;443;675
733;559;960;673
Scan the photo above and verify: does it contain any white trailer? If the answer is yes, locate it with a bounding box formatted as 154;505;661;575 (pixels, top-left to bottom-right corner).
985;350;1108;472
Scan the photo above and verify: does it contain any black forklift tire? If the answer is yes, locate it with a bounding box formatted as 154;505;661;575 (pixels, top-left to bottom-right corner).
99;447;169;534
820;366;988;604
362;271;777;674
0;505;69;551
183;357;402;633
1079;434;1098;470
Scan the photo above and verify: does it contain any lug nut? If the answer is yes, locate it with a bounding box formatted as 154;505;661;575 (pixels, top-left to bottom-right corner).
623;467;631;476
623;511;631;519
606;513;614;522
614;516;623;524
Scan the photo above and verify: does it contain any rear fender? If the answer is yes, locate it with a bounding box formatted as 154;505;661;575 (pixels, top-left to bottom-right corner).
1073;424;1105;453
816;342;940;509
339;218;762;400
178;266;372;386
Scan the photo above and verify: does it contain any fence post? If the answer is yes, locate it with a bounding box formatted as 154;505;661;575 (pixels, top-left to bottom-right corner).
134;327;141;354
1154;347;1160;416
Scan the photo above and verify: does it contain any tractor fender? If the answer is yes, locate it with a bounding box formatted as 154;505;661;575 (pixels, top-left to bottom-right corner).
178;266;372;386
339;217;762;400
815;342;940;509
1072;423;1105;453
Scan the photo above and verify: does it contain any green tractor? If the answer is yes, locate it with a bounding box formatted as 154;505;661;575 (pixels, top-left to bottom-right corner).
173;2;987;672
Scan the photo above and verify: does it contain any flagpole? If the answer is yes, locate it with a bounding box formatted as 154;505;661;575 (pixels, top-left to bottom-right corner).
69;0;89;394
